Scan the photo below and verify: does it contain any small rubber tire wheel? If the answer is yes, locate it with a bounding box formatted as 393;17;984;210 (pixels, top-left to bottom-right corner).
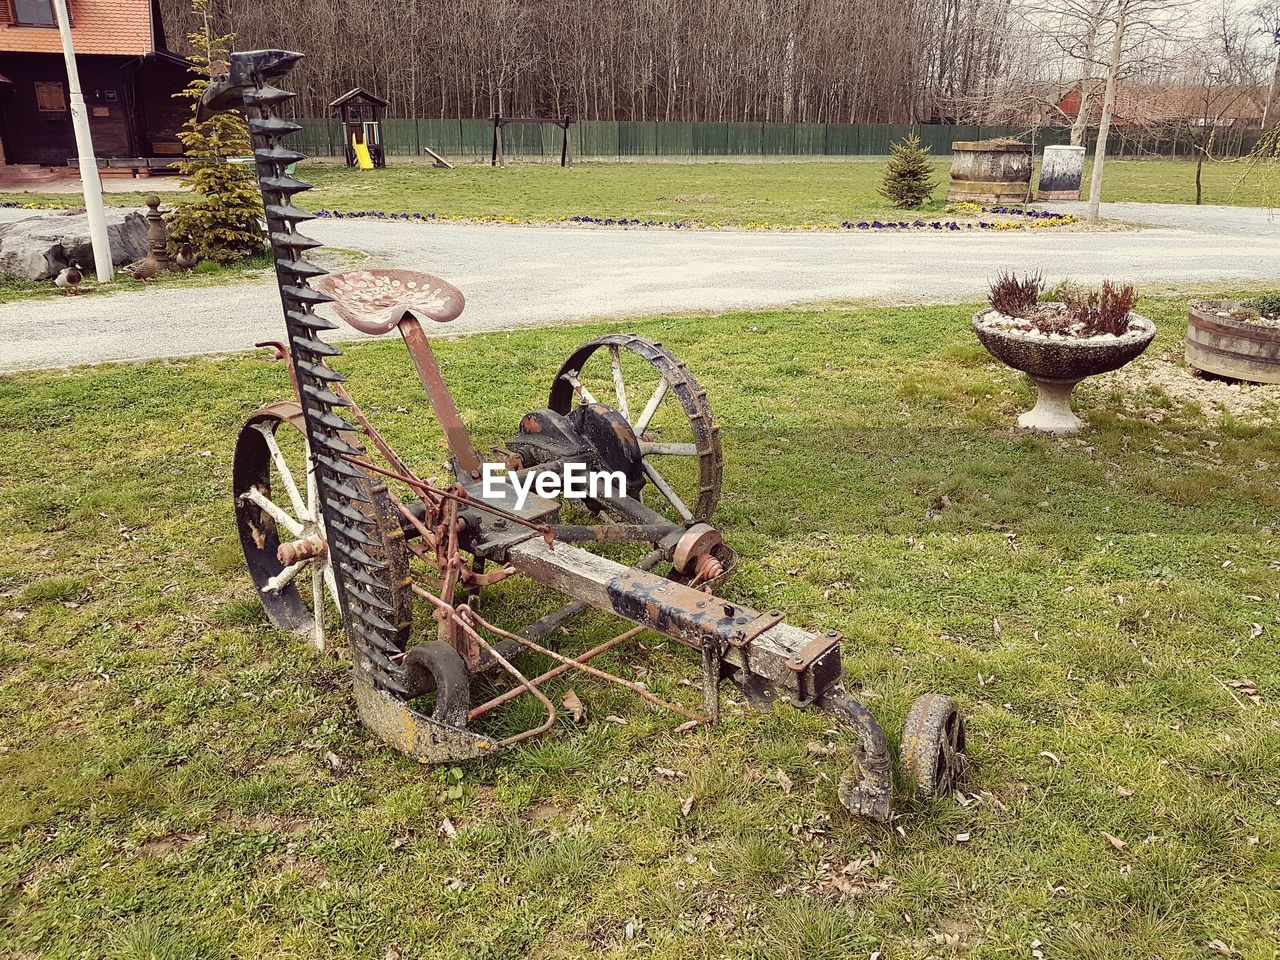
900;694;967;796
402;641;471;729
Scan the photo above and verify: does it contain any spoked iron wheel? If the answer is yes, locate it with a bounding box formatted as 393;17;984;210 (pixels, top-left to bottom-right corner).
550;334;722;524
899;694;967;796
232;401;412;654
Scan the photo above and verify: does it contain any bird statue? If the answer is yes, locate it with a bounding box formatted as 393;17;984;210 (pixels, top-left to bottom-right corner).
175;237;198;271
54;258;83;296
122;254;159;284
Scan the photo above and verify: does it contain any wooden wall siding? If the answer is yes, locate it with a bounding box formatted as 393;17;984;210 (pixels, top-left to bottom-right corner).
0;52;185;164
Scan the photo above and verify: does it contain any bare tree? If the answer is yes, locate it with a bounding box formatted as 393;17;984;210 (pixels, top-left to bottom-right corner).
1256;1;1280;129
1085;0;1195;222
1015;0;1115;145
157;0;1021;126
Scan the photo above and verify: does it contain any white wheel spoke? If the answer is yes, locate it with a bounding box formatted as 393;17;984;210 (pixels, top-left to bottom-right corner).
323;561;342;610
311;568;326;652
639;440;699;457
561;371;598;406
609;345;631;421
257;424;308;520
263;558;309;594
240;486;305;537
305;441;318;521
632;378;669;435
642;459;693;522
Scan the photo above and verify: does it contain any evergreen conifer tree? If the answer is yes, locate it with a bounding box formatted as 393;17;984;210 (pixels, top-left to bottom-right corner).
878;134;938;209
166;0;264;264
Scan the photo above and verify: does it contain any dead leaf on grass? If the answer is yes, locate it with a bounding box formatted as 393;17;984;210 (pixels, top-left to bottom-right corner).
1039;751;1062;767
1102;831;1127;852
562;689;586;722
1205;938;1236;957
776;769;793;795
1225;678;1262;706
674;719;700;734
604;714;628;725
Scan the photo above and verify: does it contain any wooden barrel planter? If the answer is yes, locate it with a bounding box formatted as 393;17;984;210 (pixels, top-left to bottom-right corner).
948;140;1032;204
1186;301;1280;384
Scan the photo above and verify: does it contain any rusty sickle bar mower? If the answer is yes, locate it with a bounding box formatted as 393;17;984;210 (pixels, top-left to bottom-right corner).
214;50;967;822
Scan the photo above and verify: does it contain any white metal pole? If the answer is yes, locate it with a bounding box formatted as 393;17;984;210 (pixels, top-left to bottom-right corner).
51;0;113;282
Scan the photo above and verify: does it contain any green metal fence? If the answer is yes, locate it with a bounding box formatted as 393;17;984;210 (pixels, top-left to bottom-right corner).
290;118;1257;161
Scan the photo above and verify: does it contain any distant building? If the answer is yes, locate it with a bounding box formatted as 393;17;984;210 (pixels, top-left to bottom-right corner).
0;0;189;167
1055;82;1266;129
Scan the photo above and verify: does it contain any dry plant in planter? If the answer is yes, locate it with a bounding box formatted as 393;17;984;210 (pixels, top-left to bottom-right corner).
972;273;1155;433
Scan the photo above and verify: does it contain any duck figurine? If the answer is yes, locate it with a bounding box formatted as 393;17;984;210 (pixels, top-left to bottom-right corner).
54;258;83;296
175;237;198;271
122;254;159;283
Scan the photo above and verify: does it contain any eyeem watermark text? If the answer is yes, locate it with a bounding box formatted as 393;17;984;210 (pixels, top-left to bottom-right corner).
482;463;626;509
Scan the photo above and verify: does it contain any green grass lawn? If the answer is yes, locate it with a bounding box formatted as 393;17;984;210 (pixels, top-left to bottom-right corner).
2;157;1273;229
0;254;273;305
2;295;1277;959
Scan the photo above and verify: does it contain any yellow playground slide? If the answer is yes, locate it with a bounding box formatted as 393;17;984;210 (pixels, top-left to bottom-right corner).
352;134;374;171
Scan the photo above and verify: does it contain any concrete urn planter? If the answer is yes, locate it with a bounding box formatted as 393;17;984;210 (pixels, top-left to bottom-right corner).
1037;145;1086;201
972;306;1156;434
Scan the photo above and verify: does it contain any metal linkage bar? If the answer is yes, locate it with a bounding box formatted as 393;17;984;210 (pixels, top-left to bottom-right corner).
505;538;844;704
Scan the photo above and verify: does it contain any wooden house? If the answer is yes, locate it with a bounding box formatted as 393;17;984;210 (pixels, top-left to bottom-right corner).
0;0;189;170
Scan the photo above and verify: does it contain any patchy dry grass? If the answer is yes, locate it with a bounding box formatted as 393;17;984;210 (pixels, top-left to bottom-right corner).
1;294;1277;959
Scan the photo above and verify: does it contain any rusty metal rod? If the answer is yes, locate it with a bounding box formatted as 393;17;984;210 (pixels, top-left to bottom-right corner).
411;584;558;746
459;606;706;723
343;455;554;543
333;383;430;495
549;523;677;544
469;625;646;720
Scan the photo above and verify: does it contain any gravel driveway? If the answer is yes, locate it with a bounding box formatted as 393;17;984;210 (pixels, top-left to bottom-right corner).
1;202;1275;373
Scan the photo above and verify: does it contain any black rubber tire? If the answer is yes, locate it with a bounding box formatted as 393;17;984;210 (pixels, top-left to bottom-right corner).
403;641;471;728
900;694;967;796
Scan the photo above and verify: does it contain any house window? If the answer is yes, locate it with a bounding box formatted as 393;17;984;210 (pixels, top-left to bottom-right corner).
34;81;65;113
13;0;57;27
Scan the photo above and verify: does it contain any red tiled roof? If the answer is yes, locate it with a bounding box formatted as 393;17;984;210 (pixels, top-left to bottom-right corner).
0;0;156;57
1058;83;1265;125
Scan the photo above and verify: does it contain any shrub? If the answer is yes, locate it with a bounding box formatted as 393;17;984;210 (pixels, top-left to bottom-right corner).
988;270;1043;317
1063;281;1136;336
1241;294;1280;318
879;135;938;209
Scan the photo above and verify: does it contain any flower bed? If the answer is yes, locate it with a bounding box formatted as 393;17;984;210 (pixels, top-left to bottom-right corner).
0;200;1078;232
307;206;1077;232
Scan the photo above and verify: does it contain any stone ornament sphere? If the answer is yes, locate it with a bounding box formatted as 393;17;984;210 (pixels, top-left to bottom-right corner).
972;306;1155;434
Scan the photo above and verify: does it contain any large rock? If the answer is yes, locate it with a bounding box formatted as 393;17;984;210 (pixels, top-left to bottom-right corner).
0;209;149;280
